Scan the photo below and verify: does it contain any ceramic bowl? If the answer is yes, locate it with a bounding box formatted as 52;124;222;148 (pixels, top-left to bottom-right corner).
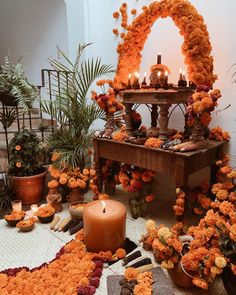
37;214;55;223
4;211;25;227
69;201;88;219
16;219;35;232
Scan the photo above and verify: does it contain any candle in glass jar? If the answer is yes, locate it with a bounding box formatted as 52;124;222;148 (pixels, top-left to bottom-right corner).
12;200;22;212
83;200;126;253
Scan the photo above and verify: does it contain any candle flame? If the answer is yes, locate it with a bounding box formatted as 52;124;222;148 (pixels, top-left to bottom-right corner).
165;70;168;76
179;68;183;74
135;71;139;78
128;73;131;79
158;52;161;55
101;200;106;213
183;70;185;75
144;72;147;77
158;71;161;77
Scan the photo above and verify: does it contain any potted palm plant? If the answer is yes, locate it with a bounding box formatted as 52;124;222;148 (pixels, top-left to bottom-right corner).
8;128;46;204
41;44;114;170
0;56;38;110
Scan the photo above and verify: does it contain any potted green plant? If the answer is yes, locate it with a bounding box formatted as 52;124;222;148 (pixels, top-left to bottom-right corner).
0;56;38;110
8;128;46;204
41;44;114;170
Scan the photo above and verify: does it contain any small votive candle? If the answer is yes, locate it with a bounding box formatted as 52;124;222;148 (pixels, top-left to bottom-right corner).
12;200;22;212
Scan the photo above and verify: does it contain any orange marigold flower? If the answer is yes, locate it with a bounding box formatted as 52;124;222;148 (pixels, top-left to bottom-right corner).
112;28;119;35
98;193;110;200
145;194;155;202
192;277;209;289
219;165;232;175
200;112;211;127
16;161;22;168
113;11;119;19
216;189;229;201
124;267;138;282
115;248;126;259
48;180;59;189
131;8;137;15
15;145;21;151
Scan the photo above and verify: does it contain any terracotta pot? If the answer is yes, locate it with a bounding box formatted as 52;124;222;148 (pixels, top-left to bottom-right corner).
66;188;84;203
167;261;194;288
10;169;47;205
222;266;236;295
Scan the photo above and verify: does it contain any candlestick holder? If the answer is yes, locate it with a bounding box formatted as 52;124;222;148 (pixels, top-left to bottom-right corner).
141;77;147;87
127;78;132;89
189;81;196;89
132;78;140;89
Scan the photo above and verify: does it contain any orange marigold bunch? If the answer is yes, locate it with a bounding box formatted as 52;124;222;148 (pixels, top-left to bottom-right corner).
119;3;128;29
173;188;185;216
91;87;123;114
112;126;128;142
118;164;155;194
209;126;231;141
134;271;153;295
144;137;163;148
48;166;99;197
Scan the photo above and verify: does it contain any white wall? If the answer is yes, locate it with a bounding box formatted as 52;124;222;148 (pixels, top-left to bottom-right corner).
80;0;236;167
0;0;68;85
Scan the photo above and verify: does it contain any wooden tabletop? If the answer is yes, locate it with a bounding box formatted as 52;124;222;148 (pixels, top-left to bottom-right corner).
120;88;195;104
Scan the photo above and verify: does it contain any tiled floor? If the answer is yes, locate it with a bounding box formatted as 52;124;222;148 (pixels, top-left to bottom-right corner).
0;188;228;295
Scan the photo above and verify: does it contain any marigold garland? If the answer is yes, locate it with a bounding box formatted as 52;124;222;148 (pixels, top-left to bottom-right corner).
0;235;113;295
113;0;217;89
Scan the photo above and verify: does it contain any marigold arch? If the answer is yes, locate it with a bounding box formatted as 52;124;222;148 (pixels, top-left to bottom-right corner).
114;0;217;89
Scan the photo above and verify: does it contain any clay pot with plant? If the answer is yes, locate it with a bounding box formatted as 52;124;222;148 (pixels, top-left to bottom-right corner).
8;128;46;204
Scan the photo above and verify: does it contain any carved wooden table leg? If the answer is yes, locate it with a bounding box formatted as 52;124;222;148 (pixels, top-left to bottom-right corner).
151;104;158;127
158;104;171;140
124;103;134;137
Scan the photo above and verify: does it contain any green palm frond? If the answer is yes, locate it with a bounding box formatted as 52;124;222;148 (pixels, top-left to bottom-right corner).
42;44;114;169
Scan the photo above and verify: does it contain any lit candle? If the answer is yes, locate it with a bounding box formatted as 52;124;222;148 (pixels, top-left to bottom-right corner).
133;72;140;89
179;68;183;80
157;52;162;64
12;200;22;212
83;200;126;252
127;73;132;89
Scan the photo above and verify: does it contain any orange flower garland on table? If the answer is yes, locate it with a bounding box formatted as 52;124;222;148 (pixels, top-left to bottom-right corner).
0;234;113;295
113;0;217;89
